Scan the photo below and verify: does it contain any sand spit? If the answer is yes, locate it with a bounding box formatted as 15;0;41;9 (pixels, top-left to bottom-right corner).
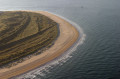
0;11;79;79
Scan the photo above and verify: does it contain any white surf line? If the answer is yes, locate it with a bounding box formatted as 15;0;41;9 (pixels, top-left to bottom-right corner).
12;11;86;79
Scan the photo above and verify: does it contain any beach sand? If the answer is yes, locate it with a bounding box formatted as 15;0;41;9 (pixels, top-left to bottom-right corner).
0;11;79;79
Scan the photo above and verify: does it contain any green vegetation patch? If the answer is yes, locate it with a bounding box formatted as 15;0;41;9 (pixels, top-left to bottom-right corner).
0;11;59;67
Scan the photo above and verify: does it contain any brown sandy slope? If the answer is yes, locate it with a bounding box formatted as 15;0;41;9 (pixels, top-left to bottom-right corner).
0;11;79;79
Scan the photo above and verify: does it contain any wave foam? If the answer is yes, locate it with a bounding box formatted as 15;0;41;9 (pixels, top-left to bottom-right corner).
12;11;86;79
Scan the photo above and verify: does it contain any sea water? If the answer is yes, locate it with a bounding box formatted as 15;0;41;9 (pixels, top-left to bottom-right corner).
0;0;120;79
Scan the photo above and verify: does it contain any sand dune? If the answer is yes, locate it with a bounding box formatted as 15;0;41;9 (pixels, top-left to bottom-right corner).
0;11;79;79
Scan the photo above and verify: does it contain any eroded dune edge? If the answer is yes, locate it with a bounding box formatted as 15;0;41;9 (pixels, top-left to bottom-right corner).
0;10;79;79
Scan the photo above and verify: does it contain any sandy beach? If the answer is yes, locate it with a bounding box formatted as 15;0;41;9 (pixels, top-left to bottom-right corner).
0;11;79;79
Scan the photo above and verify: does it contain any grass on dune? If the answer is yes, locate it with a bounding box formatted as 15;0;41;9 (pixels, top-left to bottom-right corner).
0;11;59;67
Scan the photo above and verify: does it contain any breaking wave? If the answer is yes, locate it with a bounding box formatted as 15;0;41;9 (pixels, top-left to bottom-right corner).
12;11;86;79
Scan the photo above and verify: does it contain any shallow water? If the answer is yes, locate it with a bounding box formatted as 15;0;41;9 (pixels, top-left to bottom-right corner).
1;0;120;79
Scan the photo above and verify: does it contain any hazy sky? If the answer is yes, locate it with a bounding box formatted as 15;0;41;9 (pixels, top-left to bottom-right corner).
0;0;120;10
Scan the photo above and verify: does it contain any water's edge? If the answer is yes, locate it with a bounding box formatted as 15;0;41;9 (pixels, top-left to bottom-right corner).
12;11;86;79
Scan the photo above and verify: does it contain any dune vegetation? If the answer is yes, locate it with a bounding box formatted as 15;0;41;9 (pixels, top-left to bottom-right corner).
0;11;59;67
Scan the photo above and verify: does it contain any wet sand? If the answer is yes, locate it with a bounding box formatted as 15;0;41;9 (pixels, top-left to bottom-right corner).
0;11;79;79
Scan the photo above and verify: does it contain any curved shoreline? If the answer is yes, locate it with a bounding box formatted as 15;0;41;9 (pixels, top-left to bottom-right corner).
0;11;79;79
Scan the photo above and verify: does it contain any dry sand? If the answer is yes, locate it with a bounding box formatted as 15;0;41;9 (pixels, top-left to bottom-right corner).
0;11;79;79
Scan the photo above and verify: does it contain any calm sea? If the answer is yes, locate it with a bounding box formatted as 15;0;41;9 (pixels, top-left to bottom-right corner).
1;0;120;79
